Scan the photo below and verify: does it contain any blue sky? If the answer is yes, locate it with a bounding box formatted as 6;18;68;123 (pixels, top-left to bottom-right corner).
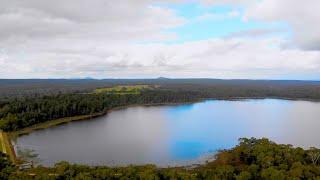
159;2;290;44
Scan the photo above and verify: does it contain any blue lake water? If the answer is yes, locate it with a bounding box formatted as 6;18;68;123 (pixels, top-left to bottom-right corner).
14;99;320;166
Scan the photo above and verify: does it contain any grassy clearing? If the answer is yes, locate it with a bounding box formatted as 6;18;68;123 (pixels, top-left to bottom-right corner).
0;131;5;153
93;85;153;94
0;130;16;163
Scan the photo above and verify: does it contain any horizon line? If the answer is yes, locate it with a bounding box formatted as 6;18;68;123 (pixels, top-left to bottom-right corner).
0;78;319;82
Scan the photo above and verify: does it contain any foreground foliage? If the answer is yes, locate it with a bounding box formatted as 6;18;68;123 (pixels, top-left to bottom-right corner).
1;138;320;179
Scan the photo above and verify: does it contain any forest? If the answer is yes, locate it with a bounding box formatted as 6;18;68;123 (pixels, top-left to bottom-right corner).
1;79;320;100
1;79;320;132
0;138;320;179
0;90;203;131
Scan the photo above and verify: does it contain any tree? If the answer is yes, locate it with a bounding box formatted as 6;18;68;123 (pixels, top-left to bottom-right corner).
236;171;252;180
308;147;320;165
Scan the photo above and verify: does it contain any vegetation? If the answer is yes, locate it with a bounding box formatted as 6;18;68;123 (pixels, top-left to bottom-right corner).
1;79;320;179
0;132;15;163
9;114;104;137
93;85;153;95
0;134;3;152
0;152;15;179
0;138;319;179
1;79;320;100
0;90;202;132
2;79;320;132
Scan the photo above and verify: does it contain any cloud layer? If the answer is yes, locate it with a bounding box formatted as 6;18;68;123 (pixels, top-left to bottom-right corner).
0;0;319;79
245;0;320;50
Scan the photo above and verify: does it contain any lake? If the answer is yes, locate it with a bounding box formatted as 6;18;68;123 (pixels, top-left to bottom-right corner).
13;99;320;166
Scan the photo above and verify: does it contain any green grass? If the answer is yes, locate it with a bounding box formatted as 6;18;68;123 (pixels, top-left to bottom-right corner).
0;133;4;152
0;130;16;163
93;85;153;94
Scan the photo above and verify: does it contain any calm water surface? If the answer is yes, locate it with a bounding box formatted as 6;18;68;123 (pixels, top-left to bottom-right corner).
14;99;320;166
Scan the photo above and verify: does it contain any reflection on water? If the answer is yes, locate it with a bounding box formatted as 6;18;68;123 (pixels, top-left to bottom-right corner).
14;99;320;166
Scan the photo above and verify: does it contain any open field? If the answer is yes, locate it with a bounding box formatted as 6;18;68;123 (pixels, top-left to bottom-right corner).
93;85;153;94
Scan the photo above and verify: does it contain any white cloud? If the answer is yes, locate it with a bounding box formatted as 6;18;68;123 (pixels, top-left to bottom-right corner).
1;37;319;79
0;0;319;79
195;10;240;21
198;0;320;50
225;28;286;39
198;0;255;6
0;0;185;42
244;0;320;50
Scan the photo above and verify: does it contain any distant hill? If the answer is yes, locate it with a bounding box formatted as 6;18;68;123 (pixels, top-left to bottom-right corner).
69;77;96;80
157;77;170;80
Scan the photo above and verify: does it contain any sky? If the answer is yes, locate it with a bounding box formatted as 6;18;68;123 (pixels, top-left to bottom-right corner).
0;0;319;80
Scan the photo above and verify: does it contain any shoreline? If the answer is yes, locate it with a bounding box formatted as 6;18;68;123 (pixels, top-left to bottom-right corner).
5;96;320;165
9;102;199;138
10;100;211;138
8;96;320;137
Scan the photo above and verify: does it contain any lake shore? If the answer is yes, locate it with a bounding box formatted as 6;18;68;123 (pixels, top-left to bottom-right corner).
9;101;201;138
8;96;320;137
7;101;204;165
6;96;320;166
